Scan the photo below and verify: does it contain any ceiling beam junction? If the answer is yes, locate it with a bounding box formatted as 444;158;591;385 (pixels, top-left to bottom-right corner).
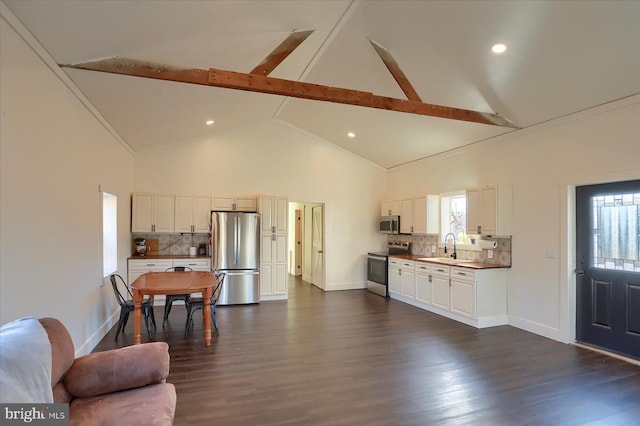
368;38;422;102
61;57;518;128
250;30;315;76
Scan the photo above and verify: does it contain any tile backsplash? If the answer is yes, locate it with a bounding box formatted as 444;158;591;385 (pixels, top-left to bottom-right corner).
133;233;209;256
388;234;512;266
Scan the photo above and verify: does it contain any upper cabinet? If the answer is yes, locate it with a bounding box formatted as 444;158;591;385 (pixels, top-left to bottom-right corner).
259;196;288;234
381;200;401;216
211;196;257;212
466;185;512;236
391;196;439;234
132;193;174;233
412;195;440;234
132;192;255;233
175;195;211;233
400;198;414;234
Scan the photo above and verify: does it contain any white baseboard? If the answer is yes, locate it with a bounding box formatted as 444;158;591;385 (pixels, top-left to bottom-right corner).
389;292;508;329
76;310;119;357
508;315;565;343
260;294;288;302
325;281;366;291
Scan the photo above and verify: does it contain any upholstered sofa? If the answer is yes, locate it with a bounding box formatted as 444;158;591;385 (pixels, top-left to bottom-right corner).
0;317;176;425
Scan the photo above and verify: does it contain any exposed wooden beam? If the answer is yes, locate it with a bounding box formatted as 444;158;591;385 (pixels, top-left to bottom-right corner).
250;30;315;76
60;57;518;128
61;57;210;85
368;39;422;102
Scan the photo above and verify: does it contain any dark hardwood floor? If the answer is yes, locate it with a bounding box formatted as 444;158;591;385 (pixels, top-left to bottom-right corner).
94;276;640;425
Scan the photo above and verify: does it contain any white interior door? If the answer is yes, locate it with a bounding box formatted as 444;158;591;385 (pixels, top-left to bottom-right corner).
311;205;324;289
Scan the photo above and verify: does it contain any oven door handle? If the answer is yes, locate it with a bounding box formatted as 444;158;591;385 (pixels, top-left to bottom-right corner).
368;254;388;261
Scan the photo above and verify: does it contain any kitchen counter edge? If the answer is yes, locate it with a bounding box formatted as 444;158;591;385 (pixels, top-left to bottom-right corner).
389;254;510;269
128;255;211;260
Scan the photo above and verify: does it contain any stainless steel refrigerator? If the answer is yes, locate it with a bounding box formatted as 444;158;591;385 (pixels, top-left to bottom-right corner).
211;211;260;305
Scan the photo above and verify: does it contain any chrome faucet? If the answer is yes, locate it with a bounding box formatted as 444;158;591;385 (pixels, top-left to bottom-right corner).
444;232;457;259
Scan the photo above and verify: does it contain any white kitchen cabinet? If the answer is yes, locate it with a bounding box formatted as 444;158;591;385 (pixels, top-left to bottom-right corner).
211;196;257;212
412;195;440;234
175;195;211;233
399;196;439;234
259;196;288;234
381;200;401;216
450;268;475;318
127;258;173;285
400;260;415;298
466;185;512;236
415;262;432;304
430;264;451;310
387;257;508;328
388;258;402;294
388;258;415;298
259;196;288;299
172;258;211;271
400;199;413;234
260;233;288;296
127;258;211;304
132;193;175;233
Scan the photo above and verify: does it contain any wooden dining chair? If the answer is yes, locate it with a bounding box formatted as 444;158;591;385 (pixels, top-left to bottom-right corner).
109;274;156;340
162;266;193;328
184;272;225;338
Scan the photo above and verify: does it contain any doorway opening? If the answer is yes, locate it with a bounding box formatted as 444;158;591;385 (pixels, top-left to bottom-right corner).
288;202;325;290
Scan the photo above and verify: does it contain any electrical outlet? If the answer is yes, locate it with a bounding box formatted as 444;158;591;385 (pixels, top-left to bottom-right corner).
431;245;436;253
487;249;494;259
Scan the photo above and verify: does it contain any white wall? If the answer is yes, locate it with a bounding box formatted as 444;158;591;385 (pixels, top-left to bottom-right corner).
134;120;388;291
0;11;135;354
386;96;640;343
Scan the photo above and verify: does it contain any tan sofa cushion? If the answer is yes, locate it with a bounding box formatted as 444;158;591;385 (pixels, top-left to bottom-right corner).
64;342;170;398
39;318;75;387
69;383;176;426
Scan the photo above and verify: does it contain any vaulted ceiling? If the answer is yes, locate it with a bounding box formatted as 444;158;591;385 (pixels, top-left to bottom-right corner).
4;0;639;168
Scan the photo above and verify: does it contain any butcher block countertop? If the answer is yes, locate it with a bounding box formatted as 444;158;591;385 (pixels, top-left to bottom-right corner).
389;254;510;269
128;255;210;260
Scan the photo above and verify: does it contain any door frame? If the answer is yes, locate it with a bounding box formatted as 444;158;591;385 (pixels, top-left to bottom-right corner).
288;201;326;290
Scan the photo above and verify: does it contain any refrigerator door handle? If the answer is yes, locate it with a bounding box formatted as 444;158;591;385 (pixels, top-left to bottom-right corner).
224;270;260;276
234;214;239;265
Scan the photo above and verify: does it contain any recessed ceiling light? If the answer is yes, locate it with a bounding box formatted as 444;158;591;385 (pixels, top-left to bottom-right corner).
491;43;508;54
205;119;215;126
347;132;356;138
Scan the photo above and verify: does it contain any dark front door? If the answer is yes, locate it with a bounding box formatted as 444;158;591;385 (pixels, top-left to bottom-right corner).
576;180;640;360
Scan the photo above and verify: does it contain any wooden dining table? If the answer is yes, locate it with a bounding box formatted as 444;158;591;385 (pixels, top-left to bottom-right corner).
131;271;218;346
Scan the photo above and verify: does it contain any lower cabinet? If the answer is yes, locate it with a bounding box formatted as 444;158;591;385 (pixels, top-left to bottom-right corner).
127;258;211;304
260;233;288;300
414;263;432;304
450;268;475;318
388;258;508;328
127;259;174;284
388;258;415;298
430;265;451;310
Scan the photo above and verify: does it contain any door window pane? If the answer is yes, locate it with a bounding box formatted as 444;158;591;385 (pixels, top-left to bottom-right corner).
592;193;640;271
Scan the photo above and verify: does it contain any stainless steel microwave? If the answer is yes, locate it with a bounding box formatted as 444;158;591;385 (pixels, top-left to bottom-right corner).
379;215;400;234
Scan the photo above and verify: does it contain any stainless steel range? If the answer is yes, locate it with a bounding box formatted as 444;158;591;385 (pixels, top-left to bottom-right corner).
367;241;410;297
